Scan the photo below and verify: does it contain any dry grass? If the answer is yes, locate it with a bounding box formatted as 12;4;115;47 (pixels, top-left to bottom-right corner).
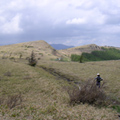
0;58;119;119
0;40;63;60
59;44;103;56
67;79;108;106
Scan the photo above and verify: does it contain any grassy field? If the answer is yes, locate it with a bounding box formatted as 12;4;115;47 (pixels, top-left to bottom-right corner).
39;60;120;98
0;58;119;120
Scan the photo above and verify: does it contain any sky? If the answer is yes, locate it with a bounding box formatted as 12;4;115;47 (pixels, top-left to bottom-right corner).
0;0;120;47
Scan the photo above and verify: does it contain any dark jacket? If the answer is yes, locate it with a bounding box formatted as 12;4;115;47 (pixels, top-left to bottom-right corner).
95;76;103;83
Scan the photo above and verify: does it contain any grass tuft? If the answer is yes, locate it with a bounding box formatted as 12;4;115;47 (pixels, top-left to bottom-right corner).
4;71;12;77
0;93;22;109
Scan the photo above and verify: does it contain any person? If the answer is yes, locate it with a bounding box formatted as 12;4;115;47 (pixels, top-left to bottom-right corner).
95;73;103;88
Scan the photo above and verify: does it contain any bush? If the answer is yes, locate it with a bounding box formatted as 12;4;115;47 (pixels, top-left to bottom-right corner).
0;93;22;109
7;93;22;109
28;51;37;67
71;54;80;62
4;71;12;77
67;79;107;106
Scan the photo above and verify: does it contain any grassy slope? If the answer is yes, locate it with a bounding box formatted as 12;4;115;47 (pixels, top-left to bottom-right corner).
0;58;119;120
0;40;62;60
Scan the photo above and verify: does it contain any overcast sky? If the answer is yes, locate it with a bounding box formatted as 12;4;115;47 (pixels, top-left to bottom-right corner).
0;0;120;47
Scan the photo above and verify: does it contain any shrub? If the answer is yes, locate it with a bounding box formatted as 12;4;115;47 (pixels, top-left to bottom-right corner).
7;93;22;109
67;79;107;106
23;75;32;80
10;57;15;60
4;71;12;77
2;56;7;59
39;53;43;56
19;53;22;59
71;54;80;61
0;93;22;109
28;51;37;67
26;57;29;60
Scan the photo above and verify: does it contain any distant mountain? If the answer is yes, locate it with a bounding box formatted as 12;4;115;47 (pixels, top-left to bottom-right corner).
50;44;74;50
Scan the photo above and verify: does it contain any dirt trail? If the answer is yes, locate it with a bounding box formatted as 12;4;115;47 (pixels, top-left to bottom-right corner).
40;65;80;84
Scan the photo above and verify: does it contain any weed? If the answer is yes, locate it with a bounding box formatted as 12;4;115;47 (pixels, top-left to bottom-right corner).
2;56;7;59
11;112;20;117
0;93;23;109
112;105;120;113
23;75;32;80
10;57;15;59
39;53;43;56
40;105;57;115
4;71;12;77
7;93;22;109
19;53;22;59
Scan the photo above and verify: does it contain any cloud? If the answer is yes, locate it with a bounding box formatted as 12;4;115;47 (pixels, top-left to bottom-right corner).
66;18;86;24
100;25;120;34
1;14;23;34
0;0;120;47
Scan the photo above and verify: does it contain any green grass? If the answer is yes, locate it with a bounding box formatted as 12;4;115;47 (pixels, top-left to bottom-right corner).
112;105;120;113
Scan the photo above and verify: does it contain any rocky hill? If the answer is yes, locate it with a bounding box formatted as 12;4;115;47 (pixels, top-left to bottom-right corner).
58;44;103;56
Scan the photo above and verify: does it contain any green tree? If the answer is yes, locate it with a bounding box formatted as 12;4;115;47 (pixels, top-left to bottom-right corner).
28;51;37;67
79;54;83;63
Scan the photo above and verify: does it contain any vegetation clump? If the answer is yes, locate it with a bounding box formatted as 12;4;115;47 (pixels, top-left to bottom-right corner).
0;93;22;109
71;54;81;62
68;80;107;106
71;48;120;62
4;71;12;77
28;51;37;66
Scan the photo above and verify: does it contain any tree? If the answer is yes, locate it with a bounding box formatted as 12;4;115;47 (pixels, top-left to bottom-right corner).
28;51;37;66
79;54;83;63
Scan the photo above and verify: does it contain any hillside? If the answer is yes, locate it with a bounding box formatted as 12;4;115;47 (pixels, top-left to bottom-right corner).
0;40;63;60
58;44;103;56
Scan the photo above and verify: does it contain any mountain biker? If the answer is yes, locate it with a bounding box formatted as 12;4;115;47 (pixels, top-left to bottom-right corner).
95;73;103;88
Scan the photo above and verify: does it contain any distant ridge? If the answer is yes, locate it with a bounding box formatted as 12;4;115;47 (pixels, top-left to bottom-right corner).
50;44;74;50
0;40;119;60
58;44;103;56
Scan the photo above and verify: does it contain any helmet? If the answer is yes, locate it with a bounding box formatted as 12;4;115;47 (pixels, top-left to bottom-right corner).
97;73;100;75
